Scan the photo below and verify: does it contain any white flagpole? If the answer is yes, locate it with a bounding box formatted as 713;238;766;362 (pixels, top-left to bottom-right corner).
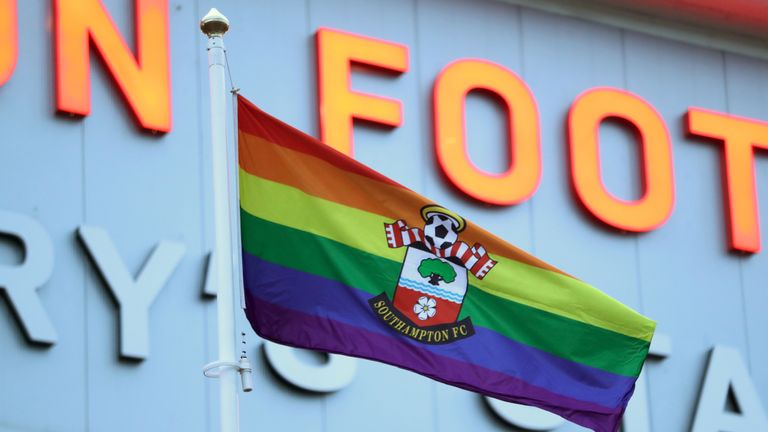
200;8;239;432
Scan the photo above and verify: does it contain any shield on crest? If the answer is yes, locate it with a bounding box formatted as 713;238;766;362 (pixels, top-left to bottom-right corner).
392;247;468;326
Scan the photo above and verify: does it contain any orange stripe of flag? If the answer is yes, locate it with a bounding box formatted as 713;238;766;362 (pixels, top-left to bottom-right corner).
238;129;572;279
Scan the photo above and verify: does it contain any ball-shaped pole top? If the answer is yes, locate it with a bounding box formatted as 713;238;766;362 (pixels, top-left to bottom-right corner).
200;8;230;37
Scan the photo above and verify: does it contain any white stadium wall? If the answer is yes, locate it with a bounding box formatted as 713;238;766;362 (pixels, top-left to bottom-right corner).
1;0;768;431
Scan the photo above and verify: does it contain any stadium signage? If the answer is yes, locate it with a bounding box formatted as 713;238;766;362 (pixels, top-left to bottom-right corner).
1;2;767;253
315;28;768;254
0;1;765;346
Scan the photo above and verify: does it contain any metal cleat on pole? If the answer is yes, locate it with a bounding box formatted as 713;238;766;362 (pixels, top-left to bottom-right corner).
202;332;253;393
202;360;253;393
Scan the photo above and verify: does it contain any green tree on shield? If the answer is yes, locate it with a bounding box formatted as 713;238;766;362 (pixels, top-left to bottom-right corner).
418;258;457;286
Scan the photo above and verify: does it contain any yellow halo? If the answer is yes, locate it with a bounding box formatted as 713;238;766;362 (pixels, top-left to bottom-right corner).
420;205;466;233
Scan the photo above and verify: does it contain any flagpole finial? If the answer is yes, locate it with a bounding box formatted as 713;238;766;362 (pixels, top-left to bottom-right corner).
200;8;230;37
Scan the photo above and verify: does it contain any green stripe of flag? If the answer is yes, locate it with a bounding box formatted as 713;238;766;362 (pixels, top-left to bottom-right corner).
241;209;650;377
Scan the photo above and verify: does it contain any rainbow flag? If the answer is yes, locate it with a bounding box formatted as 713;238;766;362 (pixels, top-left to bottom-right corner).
237;95;655;432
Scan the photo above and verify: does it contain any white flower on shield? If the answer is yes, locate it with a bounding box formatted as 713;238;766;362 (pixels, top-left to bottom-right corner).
413;296;437;321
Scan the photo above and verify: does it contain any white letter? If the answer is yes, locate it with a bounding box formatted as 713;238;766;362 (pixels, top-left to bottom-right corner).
0;210;56;344
78;225;185;360
202;251;216;298
692;345;768;432
263;341;356;393
485;397;565;430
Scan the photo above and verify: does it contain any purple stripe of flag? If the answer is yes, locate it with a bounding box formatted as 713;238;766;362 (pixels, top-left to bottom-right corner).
242;252;635;410
246;293;625;432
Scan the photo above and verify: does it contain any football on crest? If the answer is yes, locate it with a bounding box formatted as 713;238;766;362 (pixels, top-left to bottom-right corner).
424;214;459;250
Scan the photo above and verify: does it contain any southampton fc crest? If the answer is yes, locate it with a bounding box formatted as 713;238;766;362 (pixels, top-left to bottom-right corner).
368;205;497;344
